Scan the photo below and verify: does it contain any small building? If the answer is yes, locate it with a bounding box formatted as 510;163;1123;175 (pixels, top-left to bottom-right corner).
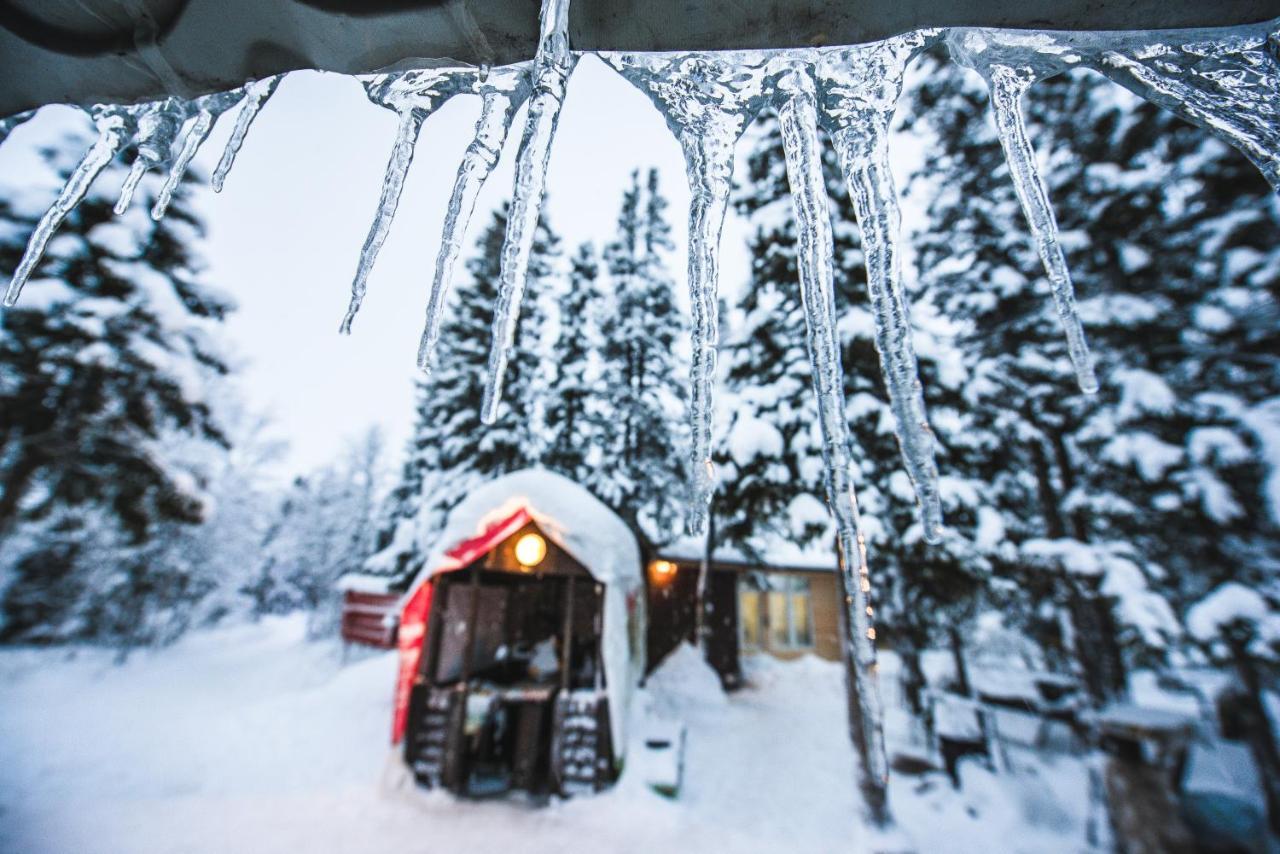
646;537;844;690
381;470;645;798
338;470;851;796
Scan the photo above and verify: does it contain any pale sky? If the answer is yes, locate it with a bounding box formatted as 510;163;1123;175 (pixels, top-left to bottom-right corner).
2;53;928;479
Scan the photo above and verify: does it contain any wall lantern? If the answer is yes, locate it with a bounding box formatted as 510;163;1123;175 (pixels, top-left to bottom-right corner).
650;560;678;584
514;532;547;568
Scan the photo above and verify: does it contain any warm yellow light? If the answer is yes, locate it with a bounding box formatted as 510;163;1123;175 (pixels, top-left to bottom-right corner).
650;560;678;583
514;532;547;567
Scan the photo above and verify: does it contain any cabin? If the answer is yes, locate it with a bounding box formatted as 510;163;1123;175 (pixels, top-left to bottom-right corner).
338;469;849;796
644;539;844;690
372;470;645;798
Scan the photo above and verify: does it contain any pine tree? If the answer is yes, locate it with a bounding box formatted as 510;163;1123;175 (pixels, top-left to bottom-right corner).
543;243;606;483
718;113;1005;713
905;53;1280;697
598;169;687;536
364;203;560;584
0;124;233;646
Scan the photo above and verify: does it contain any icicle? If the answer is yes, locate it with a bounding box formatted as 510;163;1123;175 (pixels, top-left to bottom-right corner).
4;105;139;307
481;0;578;424
985;64;1098;393
152;89;245;220
603;51;774;534
340;69;473;334
212;75;283;192
114;98;191;215
418;65;533;371
1093;26;1280;192
816;32;946;543
776;65;889;822
0;110;34;149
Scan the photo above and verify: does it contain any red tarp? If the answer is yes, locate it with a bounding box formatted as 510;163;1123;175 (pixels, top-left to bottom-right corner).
391;507;533;744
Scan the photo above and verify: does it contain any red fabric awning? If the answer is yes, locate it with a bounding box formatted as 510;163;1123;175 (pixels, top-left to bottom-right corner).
391;506;533;744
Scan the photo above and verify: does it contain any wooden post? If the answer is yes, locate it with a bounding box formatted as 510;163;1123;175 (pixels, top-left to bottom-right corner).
460;563;482;687
561;576;576;693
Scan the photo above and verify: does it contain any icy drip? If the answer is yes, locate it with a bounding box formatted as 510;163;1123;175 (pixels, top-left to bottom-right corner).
986;65;1098;393
213;75;283;192
481;0;578;424
0;110;34;148
152;89;245;220
4;106;139;307
115;98;191;215
816;32;945;543
340;69;472;334
603;51;773;534
776;66;889;820
418;66;532;371
1093;26;1280;192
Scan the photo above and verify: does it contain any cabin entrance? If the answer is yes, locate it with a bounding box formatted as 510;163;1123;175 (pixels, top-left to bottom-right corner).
404;523;612;798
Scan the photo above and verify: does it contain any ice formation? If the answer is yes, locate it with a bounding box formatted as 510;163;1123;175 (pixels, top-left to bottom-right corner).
152;89;245;220
603;51;775;534
815;32;945;543
4;105;140;306
775;63;890;815
2;9;1278;816
114;98;194;216
213;76;283;193
480;0;579;424
418;65;533;371
339;69;475;334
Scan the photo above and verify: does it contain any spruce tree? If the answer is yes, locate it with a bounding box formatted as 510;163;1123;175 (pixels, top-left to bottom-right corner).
905;53;1280;696
543;242;606;483
718;113;1005;713
365;203;560;584
0;124;233;646
598;169;687;536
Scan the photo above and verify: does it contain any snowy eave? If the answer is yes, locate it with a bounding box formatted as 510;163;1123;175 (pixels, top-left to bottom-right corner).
657;535;837;573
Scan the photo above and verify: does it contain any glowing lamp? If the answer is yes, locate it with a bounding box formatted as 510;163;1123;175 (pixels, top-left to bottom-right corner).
514;532;547;567
650;560;678;583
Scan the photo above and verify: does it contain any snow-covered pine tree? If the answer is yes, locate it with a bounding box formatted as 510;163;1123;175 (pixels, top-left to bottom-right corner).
543;242;606;484
718;112;1005;715
905;52;1280;697
363;203;560;585
0;124;233;646
598;169;687;536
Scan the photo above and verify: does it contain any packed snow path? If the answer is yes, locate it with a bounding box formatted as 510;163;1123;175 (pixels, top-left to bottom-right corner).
0;618;1092;854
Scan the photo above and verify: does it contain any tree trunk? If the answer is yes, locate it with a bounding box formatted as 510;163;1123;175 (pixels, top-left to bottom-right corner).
1227;634;1280;836
948;625;972;698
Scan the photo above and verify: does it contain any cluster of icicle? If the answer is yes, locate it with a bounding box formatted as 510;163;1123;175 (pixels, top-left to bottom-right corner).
1;0;1277;812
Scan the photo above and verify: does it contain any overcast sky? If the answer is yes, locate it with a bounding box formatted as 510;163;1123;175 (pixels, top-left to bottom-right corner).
2;54;929;480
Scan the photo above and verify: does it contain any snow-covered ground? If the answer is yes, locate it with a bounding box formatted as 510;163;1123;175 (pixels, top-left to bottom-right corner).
0;617;1093;853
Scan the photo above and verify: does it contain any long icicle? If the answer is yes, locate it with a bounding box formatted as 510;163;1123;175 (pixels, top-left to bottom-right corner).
481;0;578;424
820;35;946;543
4;106;137;306
418;73;530;371
152;90;244;220
777;66;891;829
339;107;425;333
115;99;189;216
212;75;283;192
603;51;773;535
987;64;1098;393
681;127;735;535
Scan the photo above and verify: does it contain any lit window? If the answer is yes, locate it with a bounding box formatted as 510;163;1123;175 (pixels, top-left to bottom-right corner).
739;574;813;651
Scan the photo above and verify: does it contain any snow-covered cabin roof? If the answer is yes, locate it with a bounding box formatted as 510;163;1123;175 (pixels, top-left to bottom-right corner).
414;468;642;589
658;533;837;572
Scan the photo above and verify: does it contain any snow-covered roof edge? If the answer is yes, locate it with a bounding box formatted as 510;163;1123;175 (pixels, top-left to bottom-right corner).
412;468;643;591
